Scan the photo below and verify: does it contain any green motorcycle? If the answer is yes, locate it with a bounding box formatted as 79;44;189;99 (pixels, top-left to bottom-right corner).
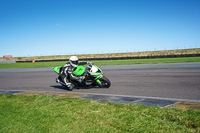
52;63;111;90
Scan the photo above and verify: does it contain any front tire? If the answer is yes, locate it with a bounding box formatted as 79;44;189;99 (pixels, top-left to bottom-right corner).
99;76;111;88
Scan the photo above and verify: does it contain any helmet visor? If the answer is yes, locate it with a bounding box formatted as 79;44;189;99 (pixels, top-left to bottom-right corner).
72;60;78;65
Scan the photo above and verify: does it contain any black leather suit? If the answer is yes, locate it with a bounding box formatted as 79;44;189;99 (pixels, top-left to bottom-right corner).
58;62;87;88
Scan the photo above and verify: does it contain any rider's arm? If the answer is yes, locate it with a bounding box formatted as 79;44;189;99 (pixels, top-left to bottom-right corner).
68;69;82;81
69;73;80;80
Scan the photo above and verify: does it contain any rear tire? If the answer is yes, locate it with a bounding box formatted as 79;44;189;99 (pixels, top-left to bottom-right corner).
99;76;111;88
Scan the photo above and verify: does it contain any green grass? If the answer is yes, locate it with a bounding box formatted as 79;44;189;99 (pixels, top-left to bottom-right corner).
1;48;200;62
0;57;200;69
0;94;199;133
93;56;200;66
0;61;67;69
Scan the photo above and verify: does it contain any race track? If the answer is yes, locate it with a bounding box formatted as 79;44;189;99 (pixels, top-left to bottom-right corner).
0;62;200;101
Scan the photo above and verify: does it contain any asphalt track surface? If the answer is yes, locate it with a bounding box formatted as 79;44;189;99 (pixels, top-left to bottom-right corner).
0;62;200;104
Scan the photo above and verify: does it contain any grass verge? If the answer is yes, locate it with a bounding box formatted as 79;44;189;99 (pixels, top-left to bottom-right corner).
1;48;200;61
0;94;200;132
0;57;200;69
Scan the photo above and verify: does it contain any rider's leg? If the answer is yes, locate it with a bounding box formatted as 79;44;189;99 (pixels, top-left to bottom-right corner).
58;67;68;84
57;68;74;90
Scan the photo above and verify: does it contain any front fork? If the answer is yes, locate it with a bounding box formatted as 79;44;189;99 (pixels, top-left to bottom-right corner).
94;74;103;86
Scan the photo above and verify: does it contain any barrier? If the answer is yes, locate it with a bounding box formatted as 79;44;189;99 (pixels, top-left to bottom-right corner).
0;61;16;64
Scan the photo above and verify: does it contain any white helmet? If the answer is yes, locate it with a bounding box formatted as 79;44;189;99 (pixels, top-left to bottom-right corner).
69;56;78;67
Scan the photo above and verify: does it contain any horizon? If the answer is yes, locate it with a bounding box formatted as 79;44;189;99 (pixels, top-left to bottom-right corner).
1;48;199;58
0;0;200;57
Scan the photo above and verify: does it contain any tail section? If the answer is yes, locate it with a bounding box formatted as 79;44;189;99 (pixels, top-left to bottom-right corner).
52;66;62;74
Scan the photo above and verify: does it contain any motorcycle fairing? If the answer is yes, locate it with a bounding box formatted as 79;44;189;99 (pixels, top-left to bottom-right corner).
73;65;85;76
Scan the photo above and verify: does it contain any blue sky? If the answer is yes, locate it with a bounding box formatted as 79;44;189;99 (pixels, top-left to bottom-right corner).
0;0;200;57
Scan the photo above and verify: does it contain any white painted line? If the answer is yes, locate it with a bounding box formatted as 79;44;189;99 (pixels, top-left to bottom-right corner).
131;99;145;103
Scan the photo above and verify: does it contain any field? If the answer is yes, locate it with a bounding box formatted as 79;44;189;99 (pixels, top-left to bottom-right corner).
0;94;200;133
1;48;200;61
0;56;200;69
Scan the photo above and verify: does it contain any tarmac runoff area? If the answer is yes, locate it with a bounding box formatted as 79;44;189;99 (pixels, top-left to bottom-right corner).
0;91;200;111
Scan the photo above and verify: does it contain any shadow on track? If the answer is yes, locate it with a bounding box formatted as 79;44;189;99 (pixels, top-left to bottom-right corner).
50;85;99;91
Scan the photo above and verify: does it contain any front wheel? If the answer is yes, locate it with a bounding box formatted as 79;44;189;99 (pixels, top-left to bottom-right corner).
99;76;111;88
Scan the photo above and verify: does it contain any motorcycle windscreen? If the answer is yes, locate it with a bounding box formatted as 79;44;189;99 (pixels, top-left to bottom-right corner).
73;65;85;76
89;66;103;75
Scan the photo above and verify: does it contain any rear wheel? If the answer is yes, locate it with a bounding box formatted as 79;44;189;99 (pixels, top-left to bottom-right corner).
99;76;111;88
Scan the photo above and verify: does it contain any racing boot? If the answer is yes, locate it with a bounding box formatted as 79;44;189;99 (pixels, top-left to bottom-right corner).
67;83;74;90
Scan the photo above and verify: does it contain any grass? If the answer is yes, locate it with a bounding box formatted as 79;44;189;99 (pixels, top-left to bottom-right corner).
0;94;200;133
1;48;200;61
92;56;200;66
0;57;200;69
0;61;66;69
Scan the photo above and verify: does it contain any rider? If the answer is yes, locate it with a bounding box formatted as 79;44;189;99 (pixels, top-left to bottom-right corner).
56;56;87;90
